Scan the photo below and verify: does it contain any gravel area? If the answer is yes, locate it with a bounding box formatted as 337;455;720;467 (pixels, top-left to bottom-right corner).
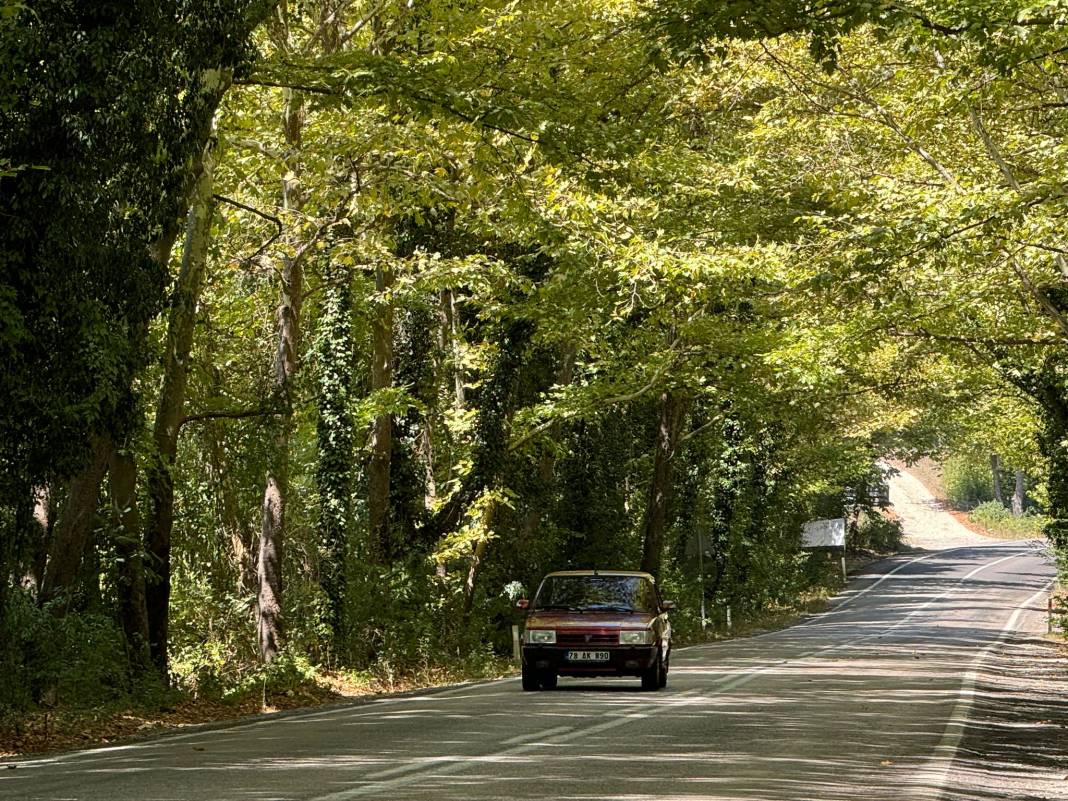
886;463;996;550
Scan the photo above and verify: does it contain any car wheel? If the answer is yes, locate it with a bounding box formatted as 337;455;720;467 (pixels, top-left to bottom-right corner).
640;649;662;691
540;671;558;690
521;664;541;691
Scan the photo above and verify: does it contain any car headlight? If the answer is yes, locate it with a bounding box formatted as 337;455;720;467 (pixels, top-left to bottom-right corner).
525;629;556;644
619;629;653;645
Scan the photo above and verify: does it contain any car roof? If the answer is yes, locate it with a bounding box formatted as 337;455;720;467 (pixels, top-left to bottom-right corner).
543;570;655;581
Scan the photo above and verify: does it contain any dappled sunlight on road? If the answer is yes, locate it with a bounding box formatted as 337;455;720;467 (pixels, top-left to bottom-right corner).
1;544;1058;801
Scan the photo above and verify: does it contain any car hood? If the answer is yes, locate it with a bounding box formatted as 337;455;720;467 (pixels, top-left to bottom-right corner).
525;610;656;629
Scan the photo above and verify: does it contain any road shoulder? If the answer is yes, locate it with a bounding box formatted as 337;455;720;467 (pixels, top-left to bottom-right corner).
945;633;1068;801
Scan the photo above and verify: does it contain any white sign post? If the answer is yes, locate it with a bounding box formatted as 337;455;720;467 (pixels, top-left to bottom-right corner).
802;518;847;580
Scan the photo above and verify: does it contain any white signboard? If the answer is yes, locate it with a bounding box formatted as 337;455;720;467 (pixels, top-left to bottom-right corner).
802;518;846;548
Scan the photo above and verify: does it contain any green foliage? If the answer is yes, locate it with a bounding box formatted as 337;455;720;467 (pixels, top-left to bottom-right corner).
0;590;153;713
943;452;995;509
343;557;476;670
6;0;1068;727
970;501;1048;539
314;262;356;636
850;512;904;553
0;1;266;505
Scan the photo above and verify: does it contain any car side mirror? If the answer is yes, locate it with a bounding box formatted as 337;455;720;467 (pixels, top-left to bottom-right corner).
661;600;675;612
516;599;530;610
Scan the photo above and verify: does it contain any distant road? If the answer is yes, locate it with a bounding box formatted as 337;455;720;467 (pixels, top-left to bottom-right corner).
884;460;1004;550
2;541;1055;801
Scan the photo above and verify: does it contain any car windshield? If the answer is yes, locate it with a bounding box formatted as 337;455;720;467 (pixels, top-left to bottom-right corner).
533;575;655;613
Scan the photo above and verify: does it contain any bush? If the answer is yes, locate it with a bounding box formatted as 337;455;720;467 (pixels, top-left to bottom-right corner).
943;453;994;508
848;512;903;552
969;501;1047;538
0;590;147;713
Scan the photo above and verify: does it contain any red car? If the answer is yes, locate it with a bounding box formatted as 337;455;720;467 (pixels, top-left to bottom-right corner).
517;570;674;691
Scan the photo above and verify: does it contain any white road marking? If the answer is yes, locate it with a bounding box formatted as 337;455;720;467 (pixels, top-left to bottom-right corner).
833;543;1028;610
361;725;576;780
959;550;1028;580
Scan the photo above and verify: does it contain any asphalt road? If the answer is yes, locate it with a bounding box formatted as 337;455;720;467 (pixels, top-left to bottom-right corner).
1;542;1055;801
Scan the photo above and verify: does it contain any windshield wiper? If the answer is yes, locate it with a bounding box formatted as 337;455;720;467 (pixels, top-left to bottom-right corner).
534;604;584;611
587;604;639;613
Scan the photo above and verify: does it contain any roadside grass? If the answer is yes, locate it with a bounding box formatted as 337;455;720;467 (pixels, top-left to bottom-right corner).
967;501;1048;540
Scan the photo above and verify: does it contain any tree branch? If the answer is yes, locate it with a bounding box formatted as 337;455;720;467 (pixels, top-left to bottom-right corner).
889;327;1058;348
231;137;285;161
213;194;284;267
177;405;281;433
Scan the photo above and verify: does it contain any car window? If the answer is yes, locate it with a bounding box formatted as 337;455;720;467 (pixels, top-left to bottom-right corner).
533;575;655;612
638;579;658;612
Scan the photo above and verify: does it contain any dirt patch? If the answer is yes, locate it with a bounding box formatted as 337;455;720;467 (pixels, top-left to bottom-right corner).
885;458;1041;541
886;456;945;499
884;459;1039;546
886;464;992;549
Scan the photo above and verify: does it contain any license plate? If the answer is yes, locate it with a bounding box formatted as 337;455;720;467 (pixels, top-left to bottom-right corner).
566;650;610;662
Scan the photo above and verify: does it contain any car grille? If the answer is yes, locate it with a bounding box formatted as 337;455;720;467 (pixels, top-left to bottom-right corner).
556;630;618;646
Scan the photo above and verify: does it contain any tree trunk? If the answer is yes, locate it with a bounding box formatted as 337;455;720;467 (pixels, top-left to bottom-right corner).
143;128;218;675
107;442;152;672
316;260;354;638
640;390;687;578
441;289;465;414
420;421;437;509
990;453;1004;506
38;435;110;608
368;265;394;563
257;80;305;663
28;486;57;594
518;346;576;546
1011;470;1026;516
206;413;254;595
258;468;285;662
462;498;497;619
200;323;255;596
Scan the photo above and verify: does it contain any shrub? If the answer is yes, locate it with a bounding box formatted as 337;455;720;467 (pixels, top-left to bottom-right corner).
969;501;1047;538
849;512;903;552
0;590;143;713
943;453;994;508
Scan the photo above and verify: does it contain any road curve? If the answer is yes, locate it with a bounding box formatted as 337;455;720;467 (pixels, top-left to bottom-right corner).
1;543;1054;801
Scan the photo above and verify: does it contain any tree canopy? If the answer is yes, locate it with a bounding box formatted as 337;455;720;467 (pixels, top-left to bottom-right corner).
1;0;1064;715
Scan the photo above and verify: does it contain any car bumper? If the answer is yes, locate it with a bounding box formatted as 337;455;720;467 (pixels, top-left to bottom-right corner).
522;644;658;676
